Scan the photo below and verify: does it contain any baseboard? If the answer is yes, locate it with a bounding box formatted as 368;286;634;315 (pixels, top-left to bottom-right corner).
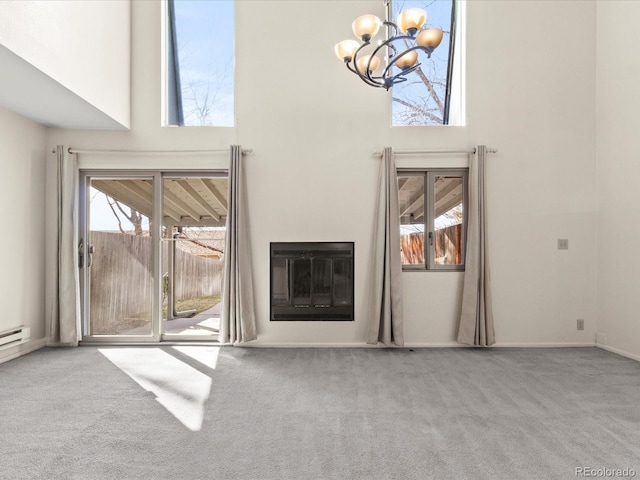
232;341;597;348
596;344;640;363
0;338;47;365
237;342;387;348
492;342;595;348
405;342;595;348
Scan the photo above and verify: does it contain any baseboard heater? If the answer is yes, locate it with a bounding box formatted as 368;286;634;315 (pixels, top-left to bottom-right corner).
0;326;31;351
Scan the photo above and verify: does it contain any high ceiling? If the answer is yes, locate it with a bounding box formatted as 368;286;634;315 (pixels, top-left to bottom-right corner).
92;178;228;227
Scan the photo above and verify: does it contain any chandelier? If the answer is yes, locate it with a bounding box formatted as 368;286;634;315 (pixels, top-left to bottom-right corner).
334;3;444;91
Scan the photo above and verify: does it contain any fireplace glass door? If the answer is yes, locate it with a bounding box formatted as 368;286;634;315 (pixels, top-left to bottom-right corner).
270;243;354;321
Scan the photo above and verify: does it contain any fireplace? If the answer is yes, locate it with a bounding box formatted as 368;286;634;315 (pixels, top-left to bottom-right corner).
270;242;354;321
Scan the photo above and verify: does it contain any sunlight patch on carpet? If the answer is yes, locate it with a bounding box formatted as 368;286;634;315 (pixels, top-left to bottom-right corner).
99;348;212;431
172;346;220;370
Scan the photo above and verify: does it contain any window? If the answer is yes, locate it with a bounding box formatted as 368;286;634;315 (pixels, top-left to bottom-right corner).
166;0;234;126
398;169;467;270
391;0;462;126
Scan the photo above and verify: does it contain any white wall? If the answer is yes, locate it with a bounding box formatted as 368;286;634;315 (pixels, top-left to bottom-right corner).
48;0;598;346
0;0;130;128
595;1;640;360
0;107;47;362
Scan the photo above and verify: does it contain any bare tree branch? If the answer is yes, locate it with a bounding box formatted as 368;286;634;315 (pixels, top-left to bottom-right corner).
392;97;442;123
414;66;444;114
178;236;223;255
106;196;144;235
106;196;125;234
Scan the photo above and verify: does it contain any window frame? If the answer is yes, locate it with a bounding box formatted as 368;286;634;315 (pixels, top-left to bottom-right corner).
398;168;468;272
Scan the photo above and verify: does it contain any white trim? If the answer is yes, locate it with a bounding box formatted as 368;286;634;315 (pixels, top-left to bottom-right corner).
227;342;384;348
0;338;47;365
597;344;640;363
491;342;595;348
221;341;597;348
405;342;596;348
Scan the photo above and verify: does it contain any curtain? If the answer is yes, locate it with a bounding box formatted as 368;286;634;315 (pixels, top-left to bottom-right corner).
219;146;257;344
167;0;184;126
49;145;81;346
367;147;404;346
458;145;495;346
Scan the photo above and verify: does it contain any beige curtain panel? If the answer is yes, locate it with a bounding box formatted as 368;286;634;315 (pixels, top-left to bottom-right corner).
219;145;257;344
49;145;82;346
367;147;404;347
458;145;495;346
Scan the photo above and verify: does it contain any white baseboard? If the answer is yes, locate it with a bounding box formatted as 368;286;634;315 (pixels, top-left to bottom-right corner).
0;338;47;365
492;342;595;348
236;342;386;348
596;344;640;363
405;342;596;348
231;341;597;349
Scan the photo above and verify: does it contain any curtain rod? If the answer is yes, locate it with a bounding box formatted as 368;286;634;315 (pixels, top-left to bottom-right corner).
50;147;253;155
373;147;498;157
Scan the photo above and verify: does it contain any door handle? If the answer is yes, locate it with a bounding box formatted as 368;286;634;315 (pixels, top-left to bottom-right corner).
78;239;95;268
87;244;95;268
428;231;434;246
78;239;84;268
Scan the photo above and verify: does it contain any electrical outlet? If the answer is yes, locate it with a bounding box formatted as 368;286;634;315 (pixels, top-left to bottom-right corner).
577;319;584;331
558;239;569;250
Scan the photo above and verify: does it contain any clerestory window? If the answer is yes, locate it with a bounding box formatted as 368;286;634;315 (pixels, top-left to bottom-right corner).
391;0;463;126
165;0;234;127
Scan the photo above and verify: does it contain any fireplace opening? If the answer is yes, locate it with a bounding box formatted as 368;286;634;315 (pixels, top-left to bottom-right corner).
270;242;354;321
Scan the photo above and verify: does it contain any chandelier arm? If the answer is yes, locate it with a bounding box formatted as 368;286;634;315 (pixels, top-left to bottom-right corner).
369;36;397;65
371;33;420;73
381;44;431;82
351;41;385;88
382;20;401;36
345;61;384;88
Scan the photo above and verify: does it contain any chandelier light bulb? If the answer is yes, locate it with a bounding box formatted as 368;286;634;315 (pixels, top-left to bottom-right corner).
334;39;360;61
394;50;418;70
416;28;444;48
397;8;427;35
356;54;381;74
352;14;382;41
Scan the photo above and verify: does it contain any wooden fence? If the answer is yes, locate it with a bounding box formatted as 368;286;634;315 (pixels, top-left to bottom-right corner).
400;224;462;265
89;232;223;333
173;248;224;299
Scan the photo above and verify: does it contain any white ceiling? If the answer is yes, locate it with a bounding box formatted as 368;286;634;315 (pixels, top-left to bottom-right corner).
0;44;127;130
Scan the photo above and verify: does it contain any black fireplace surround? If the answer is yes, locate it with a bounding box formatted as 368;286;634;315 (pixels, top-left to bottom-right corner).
270;242;354;321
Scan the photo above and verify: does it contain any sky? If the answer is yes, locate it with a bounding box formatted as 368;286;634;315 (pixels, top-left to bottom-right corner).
173;0;235;127
90;187;150;232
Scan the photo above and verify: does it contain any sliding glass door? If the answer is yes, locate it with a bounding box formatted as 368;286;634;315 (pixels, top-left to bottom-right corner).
79;171;226;342
161;174;227;340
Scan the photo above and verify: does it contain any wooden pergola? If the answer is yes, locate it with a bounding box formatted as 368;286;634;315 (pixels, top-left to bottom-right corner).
92;177;228;228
